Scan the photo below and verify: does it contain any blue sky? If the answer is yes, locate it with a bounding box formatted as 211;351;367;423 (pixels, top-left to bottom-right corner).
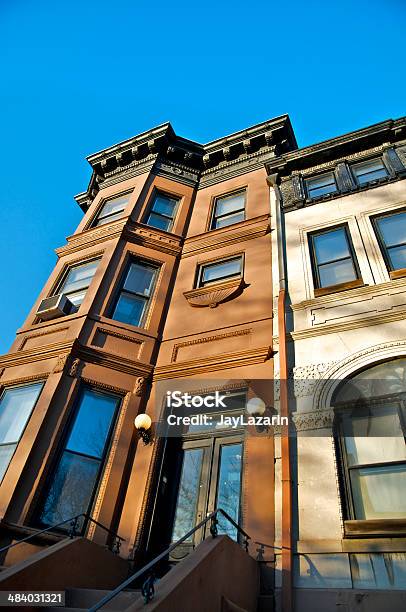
0;0;405;353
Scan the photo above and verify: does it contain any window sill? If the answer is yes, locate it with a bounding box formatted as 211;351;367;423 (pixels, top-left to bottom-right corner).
314;279;364;297
390;268;406;280
183;277;245;308
345;519;406;538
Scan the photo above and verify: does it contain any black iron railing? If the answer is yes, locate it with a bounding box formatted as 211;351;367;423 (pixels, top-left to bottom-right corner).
88;508;251;612
0;513;125;556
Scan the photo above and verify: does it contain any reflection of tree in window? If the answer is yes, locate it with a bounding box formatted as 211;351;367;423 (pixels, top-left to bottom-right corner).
216;444;242;540
172;449;203;542
38;389;119;530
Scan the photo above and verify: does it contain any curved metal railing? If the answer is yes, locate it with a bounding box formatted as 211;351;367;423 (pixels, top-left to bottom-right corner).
88;508;250;611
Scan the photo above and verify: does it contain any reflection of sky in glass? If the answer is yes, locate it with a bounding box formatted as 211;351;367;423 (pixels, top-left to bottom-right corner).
113;293;146;327
39;389;119;529
313;229;350;264
0;383;43;444
66;389;117;458
378;212;406;247
202;258;241;283
215;192;245;217
124;263;156;296
172;449;203;542
216;443;242;540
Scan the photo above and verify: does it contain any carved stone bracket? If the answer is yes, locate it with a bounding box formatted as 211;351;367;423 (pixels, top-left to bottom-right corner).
133;376;147;396
183;278;245;308
292;409;335;431
68;357;82;378
53;354;69;374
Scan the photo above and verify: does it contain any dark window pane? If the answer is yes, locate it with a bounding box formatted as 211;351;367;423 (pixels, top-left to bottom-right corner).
94;211;126;227
215;211;245;229
318;259;357;287
152;195;177;217
377;212;406;247
98;194;130;219
66;389;118;458
39;452;100;527
388;245;406;270
307;173;337;198
201;258;242;284
113;293;147;326
0;444;17;482
172;448;204;542
60;260;99;305
216;443;242;540
215;193;245;217
0;383;43;444
123;263;156;296
342;407;406;466
350;464;406;520
313;229;351;265
147;213;172;231
353;159;388;185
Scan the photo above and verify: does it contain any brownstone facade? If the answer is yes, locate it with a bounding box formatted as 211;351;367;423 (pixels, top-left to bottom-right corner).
0;117;295;569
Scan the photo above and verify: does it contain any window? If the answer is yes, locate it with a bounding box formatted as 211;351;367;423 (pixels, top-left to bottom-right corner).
91;193;130;227
309;226;360;290
306;173;337;199
351;158;388;186
373;210;406;273
198;256;243;287
111;260;159;327
56;259;100;310
0;382;43;482
211;191;246;229
145;193;179;232
334;359;406;522
37;388;120;529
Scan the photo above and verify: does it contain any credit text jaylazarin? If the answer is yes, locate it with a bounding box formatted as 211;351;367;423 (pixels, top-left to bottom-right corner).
166;413;288;429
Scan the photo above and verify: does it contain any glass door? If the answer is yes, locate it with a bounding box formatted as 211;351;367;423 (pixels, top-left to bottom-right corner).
170;435;243;560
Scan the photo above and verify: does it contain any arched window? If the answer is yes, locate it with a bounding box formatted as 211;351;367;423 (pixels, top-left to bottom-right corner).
333;358;406;530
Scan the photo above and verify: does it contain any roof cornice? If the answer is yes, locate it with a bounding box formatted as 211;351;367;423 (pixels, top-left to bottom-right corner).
75;115;297;211
266;116;406;175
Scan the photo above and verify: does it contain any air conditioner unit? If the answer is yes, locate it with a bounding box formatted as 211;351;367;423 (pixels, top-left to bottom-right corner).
36;294;74;320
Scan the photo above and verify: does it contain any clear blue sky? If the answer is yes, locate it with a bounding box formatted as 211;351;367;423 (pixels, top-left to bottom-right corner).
0;0;405;353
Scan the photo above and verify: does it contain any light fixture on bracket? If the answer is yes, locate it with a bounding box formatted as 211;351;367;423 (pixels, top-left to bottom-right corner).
134;413;152;445
246;397;268;433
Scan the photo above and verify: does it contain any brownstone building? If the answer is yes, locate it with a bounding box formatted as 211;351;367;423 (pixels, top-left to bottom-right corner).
0;116;405;612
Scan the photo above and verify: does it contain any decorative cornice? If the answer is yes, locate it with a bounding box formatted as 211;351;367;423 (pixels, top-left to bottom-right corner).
182;216;270;258
171;328;252;362
124;222;182;256
153;345;272;380
76;116;296;211
152;158;200;188
79;377;130;396
56;219;127;257
290;308;406;341
292;409;334;431
267;116;406;176
291;276;406;310
183;278;245;308
0;372;49;389
77;345;153;377
0;340;75;370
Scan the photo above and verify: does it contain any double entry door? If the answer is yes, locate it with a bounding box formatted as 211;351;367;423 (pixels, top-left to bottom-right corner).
170;435;243;560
